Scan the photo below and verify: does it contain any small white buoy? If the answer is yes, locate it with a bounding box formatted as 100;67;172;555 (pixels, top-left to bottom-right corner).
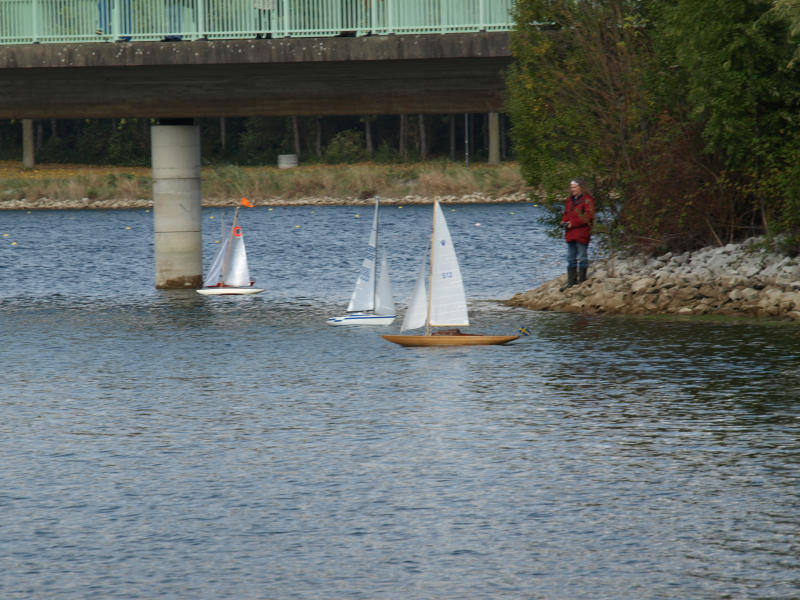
475;223;481;227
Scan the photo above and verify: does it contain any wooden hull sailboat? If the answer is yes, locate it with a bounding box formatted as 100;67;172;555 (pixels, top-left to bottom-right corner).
328;198;396;326
381;201;518;348
381;333;519;347
197;198;265;296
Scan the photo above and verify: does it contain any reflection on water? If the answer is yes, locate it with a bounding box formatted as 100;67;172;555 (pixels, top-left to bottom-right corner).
1;206;798;599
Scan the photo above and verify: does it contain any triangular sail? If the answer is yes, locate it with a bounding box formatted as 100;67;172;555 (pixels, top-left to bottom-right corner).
203;234;230;287
375;251;395;316
223;228;251;287
401;258;428;331
429;202;469;327
347;199;379;312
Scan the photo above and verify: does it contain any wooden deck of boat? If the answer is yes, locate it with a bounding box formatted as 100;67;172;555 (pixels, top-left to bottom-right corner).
381;334;519;347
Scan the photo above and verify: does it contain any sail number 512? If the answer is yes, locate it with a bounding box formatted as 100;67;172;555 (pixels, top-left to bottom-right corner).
440;271;454;279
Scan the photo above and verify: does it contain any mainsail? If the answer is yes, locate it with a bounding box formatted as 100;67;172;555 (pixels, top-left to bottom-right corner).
400;202;468;331
429;202;469;327
347;199;379;312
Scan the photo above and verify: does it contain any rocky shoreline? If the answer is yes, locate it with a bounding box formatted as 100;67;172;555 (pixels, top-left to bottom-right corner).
0;192;529;210
507;238;800;322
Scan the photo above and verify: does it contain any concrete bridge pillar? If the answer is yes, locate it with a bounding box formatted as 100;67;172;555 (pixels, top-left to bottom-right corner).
151;121;203;289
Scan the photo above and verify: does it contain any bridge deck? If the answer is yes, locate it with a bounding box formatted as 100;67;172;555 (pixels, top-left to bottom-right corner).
0;32;512;118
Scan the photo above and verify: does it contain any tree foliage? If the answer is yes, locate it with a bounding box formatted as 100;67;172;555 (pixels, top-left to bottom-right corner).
507;0;800;254
0;113;510;168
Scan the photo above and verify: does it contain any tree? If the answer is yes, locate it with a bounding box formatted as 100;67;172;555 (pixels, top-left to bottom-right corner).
507;0;800;254
653;0;800;249
506;0;655;241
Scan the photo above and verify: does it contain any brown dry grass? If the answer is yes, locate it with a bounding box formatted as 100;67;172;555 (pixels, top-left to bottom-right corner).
0;160;529;203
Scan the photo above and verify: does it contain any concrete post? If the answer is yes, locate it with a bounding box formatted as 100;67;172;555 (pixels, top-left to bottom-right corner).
488;111;500;165
151;123;203;289
22;119;35;168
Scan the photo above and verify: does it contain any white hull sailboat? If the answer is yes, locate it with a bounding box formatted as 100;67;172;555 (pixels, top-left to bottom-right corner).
197;198;264;296
328;198;396;326
382;201;518;347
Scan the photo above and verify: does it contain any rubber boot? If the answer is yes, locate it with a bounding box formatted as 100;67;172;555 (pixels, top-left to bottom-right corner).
578;267;587;283
560;267;577;291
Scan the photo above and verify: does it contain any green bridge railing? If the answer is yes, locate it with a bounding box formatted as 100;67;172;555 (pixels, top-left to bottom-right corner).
0;0;515;44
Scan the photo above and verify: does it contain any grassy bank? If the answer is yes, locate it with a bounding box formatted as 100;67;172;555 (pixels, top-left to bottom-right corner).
0;160;528;205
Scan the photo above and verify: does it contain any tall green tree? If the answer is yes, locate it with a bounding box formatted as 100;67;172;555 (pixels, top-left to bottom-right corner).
506;0;654;235
508;0;800;253
653;0;800;249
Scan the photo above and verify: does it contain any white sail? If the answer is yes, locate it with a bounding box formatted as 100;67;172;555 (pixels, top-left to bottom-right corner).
223;227;252;287
198;201;263;296
381;202;519;346
346;199;379;312
401;259;429;331
203;235;230;287
375;251;395;316
429;202;469;327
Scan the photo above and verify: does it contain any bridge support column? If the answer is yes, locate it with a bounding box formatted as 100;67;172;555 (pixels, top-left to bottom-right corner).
151;122;203;289
488;111;500;165
22;119;35;168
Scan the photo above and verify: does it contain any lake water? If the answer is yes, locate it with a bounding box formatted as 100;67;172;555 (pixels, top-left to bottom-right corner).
1;204;798;599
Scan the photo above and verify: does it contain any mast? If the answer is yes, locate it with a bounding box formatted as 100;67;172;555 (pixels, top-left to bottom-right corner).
425;200;438;336
371;197;379;313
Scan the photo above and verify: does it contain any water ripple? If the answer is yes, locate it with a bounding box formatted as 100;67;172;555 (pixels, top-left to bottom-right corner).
1;207;798;599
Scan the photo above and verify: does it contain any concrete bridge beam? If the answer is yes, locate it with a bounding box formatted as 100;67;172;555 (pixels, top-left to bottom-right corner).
151;122;203;289
0;33;511;119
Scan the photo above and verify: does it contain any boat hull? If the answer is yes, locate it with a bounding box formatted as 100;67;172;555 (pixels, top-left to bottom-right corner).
196;287;264;296
381;334;519;347
328;313;396;326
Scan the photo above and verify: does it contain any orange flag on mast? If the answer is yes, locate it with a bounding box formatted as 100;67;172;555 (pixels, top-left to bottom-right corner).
240;197;253;207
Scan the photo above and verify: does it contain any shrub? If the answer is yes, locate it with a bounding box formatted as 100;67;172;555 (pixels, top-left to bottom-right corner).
323;130;366;164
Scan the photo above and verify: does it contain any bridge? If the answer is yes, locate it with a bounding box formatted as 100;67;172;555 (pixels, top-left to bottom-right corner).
1;0;516;288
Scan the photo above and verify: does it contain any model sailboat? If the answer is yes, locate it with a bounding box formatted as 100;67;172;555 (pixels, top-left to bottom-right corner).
197;198;265;296
328;198;396;325
381;201;518;347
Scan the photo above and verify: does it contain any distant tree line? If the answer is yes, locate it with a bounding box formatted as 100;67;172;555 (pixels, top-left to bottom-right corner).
507;0;800;255
0;113;512;166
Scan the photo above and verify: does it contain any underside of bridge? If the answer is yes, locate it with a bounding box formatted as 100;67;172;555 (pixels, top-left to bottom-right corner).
1;32;513;287
0;32;511;119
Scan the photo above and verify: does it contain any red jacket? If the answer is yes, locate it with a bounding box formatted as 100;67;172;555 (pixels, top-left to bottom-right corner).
562;193;595;245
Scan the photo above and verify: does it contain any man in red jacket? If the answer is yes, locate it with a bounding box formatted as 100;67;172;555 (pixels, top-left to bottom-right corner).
560;179;595;290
